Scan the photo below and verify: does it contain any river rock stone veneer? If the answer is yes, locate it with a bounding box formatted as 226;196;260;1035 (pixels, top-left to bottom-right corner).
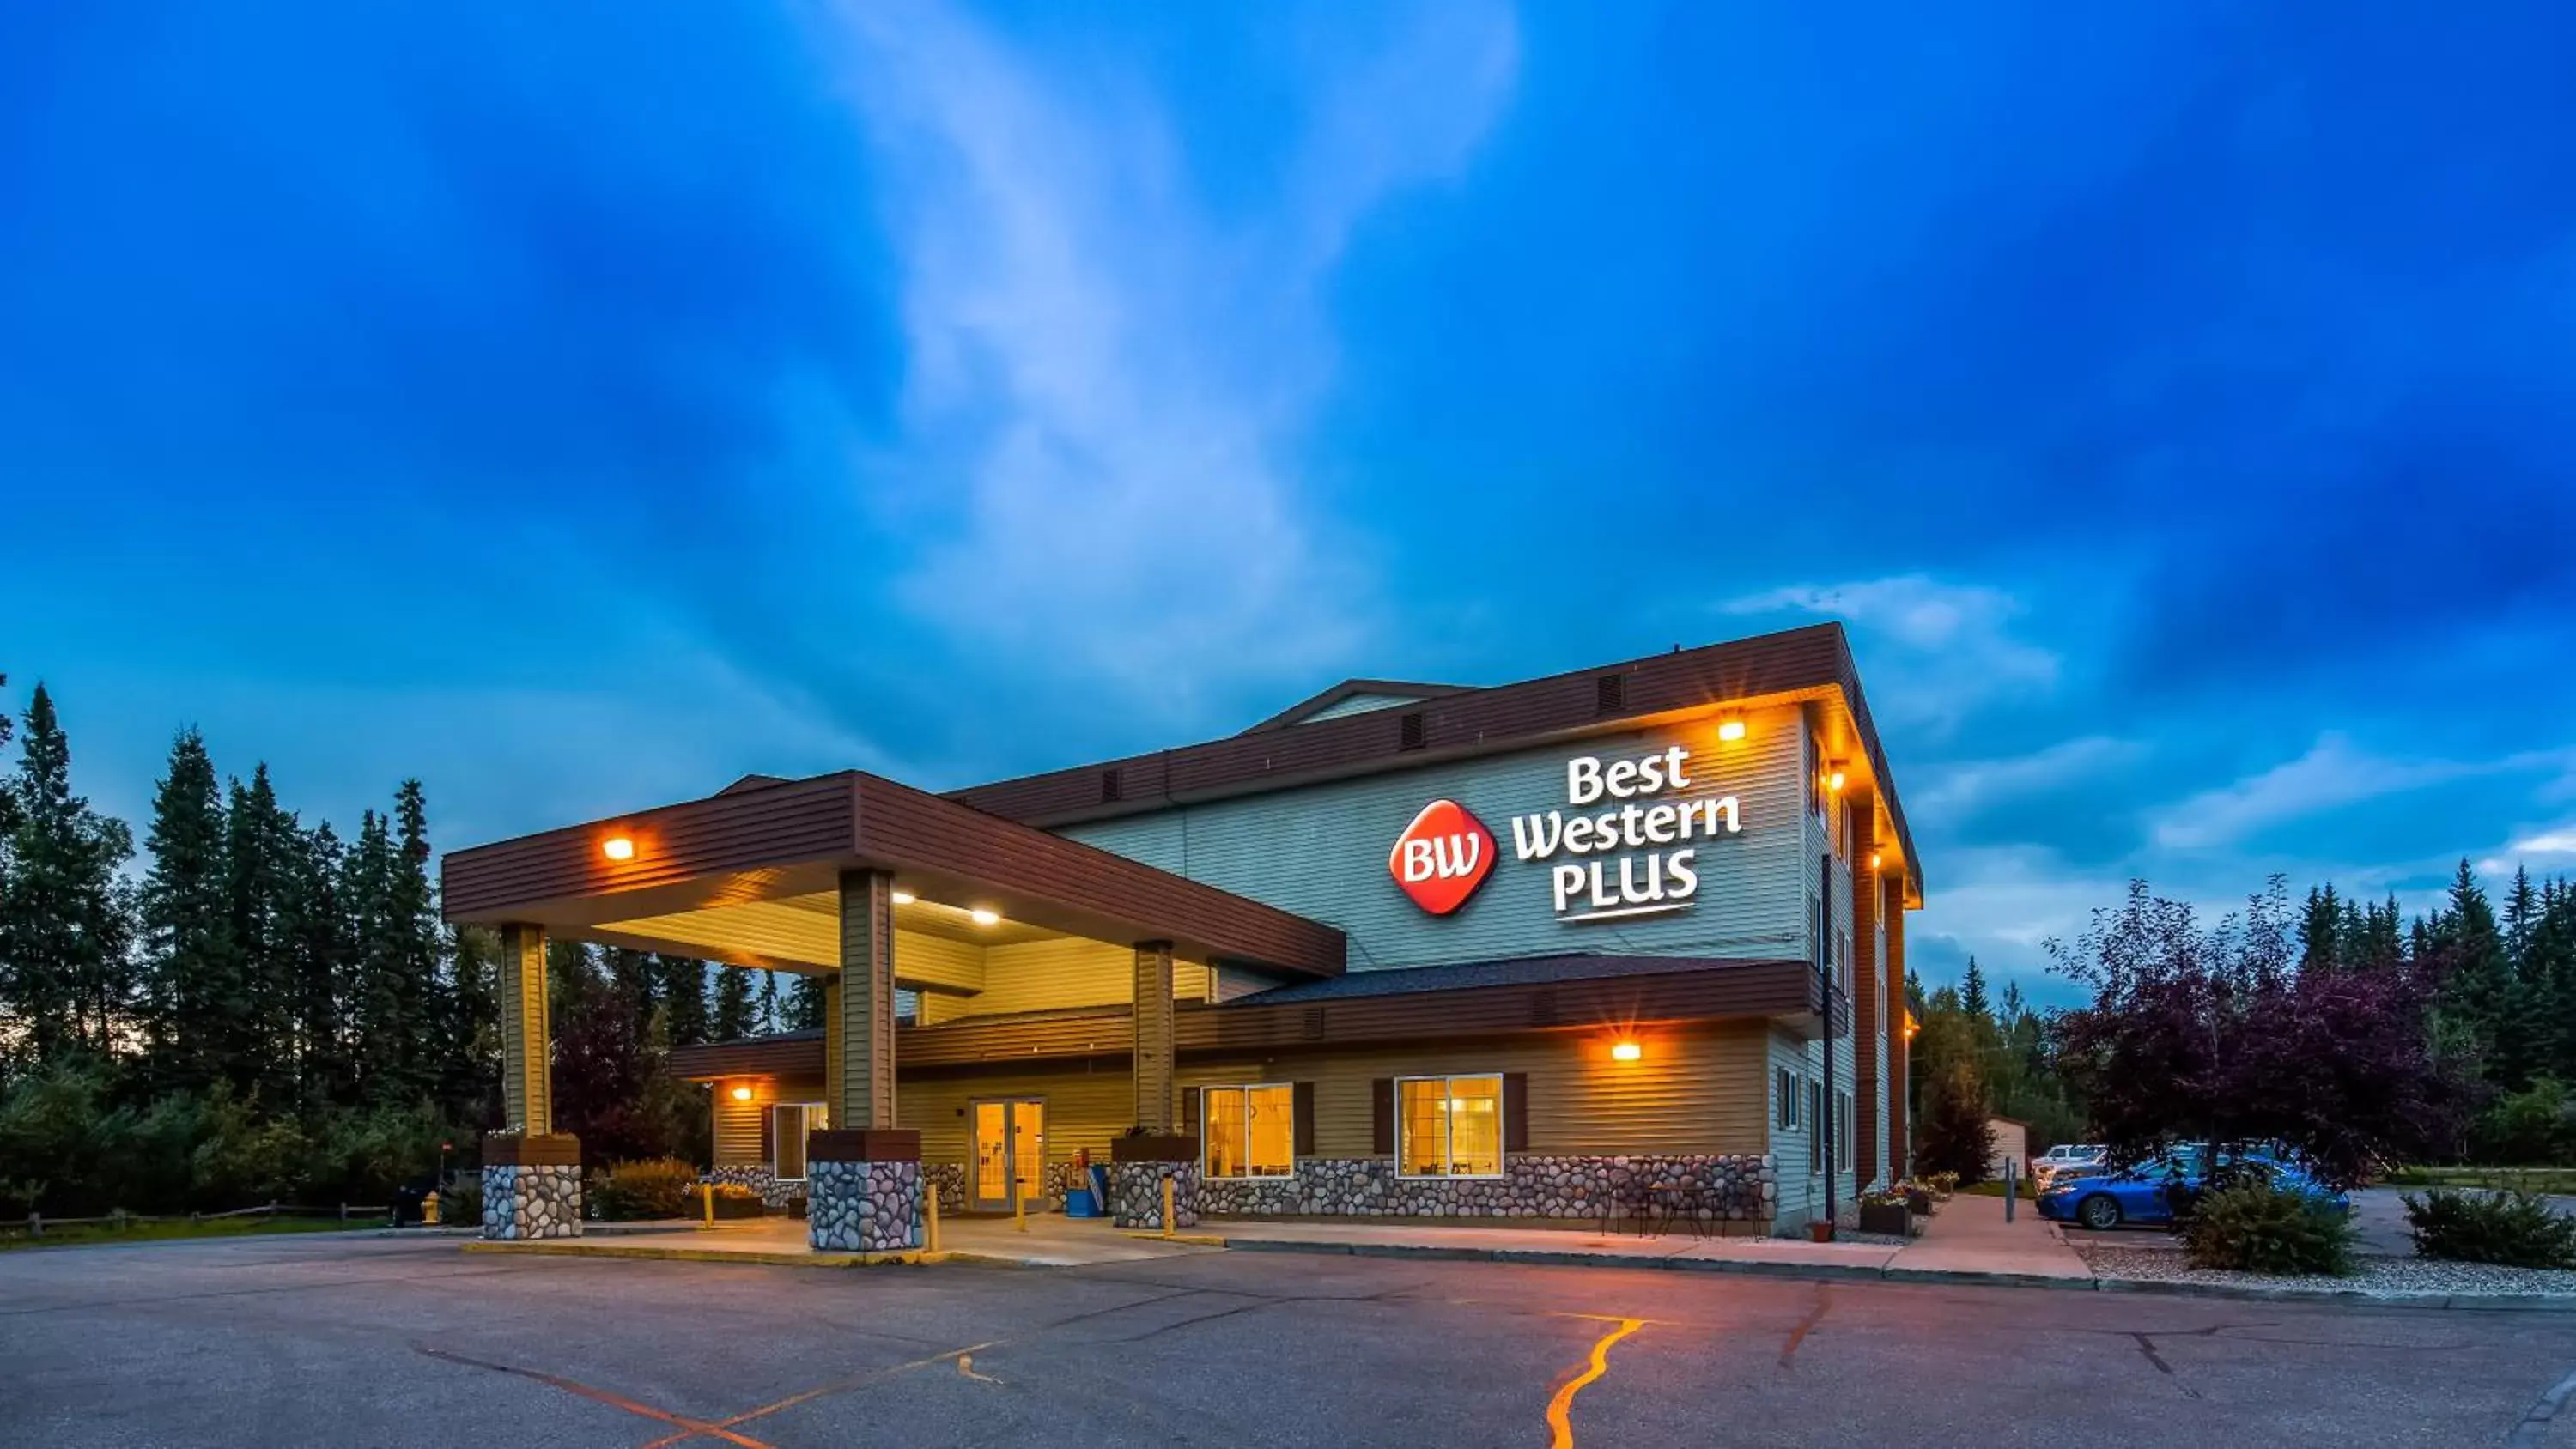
1194;1154;1777;1223
480;1133;586;1241
1109;1161;1201;1229
808;1160;921;1252
704;1165;800;1211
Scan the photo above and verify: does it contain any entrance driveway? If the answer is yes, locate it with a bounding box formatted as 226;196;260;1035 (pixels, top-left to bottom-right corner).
9;1232;2576;1446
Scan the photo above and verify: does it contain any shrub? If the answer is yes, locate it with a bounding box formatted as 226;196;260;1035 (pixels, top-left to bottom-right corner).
2182;1178;2357;1276
588;1158;699;1222
2403;1188;2576;1269
2469;1078;2576;1167
709;1183;766;1220
439;1175;483;1227
1923;1172;1959;1198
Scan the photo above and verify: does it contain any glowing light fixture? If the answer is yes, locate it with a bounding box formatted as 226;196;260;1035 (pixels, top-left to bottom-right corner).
1610;1040;1643;1063
730;1085;753;1101
602;836;635;862
1716;715;1747;743
970;908;1001;926
1869;851;1883;870
1827;767;1847;791
890;890;917;906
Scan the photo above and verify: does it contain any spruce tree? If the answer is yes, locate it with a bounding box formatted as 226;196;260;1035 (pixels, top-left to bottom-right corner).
384;781;446;1107
654;955;709;1047
606;948;659;1042
443;923;501;1126
286;820;351;1112
1960;958;1990;1022
2300;884;2342;974
139;727;234;1090
344;808;401;1106
224;764;299;1101
756;969;781;1034
2433;859;2518;1084
710;964;755;1041
0;684;136;1066
786;973;827;1031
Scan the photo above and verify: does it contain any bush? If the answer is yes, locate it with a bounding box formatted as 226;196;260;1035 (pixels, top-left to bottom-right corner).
2469;1078;2576;1167
2182;1179;2357;1276
440;1175;483;1227
588;1158;699;1221
708;1183;765;1220
2403;1188;2576;1269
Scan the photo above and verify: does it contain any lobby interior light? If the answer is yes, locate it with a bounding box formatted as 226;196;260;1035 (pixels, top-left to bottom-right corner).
890;890;918;906
1611;1040;1643;1063
601;836;635;862
1716;715;1747;743
970;908;1001;926
730;1085;752;1101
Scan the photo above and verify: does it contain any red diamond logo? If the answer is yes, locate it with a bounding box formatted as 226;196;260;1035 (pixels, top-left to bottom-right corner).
1388;799;1497;916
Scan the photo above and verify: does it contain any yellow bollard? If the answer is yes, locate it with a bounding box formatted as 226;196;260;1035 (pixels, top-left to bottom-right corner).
926;1184;942;1254
1162;1175;1176;1240
1014;1180;1028;1234
702;1182;714;1227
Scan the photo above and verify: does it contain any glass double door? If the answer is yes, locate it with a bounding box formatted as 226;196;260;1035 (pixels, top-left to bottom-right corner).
971;1098;1047;1211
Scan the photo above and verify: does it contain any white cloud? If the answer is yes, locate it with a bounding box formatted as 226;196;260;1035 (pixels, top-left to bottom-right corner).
1913;735;2144;816
2510;828;2576;856
821;1;1519;702
2154;735;2576;851
1719;574;2059;731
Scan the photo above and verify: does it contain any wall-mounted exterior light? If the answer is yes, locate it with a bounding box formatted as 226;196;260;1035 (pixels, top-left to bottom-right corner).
730;1085;752;1101
1610;1040;1643;1063
602;836;635;862
1717;715;1747;743
970;908;1001;926
1869;852;1882;870
1827;767;1847;791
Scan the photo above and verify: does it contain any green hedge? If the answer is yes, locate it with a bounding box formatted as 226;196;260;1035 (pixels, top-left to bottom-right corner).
587;1159;700;1222
2403;1188;2576;1269
2182;1179;2356;1276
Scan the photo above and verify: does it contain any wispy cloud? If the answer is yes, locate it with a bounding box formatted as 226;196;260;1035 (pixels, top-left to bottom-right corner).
1913;735;2144;816
822;0;1518;705
2155;734;2576;851
1720;574;2059;732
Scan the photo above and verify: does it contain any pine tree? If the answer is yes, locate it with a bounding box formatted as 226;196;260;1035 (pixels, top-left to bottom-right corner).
385;781;446;1107
756;969;781;1034
444;923;500;1126
2433;859;2518;1083
139;727;234;1090
710;964;755;1041
2300;884;2342;974
224;764;299;1102
1916;1061;1996;1184
786;973;828;1031
344;808;402;1106
606;948;659;1042
285;820;350;1112
1960;958;1990;1022
654;955;709;1047
0;684;136;1066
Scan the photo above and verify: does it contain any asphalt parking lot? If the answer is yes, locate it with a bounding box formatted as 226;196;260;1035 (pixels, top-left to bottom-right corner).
7;1232;2576;1447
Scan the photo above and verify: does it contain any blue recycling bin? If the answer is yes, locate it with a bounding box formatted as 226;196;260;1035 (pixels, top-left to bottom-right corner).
1063;1187;1102;1218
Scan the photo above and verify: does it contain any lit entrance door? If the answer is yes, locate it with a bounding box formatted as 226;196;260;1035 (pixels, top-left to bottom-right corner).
971;1099;1047;1211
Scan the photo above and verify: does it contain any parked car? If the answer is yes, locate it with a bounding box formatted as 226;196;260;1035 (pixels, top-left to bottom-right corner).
2032;1143;2105;1191
2038;1152;2346;1231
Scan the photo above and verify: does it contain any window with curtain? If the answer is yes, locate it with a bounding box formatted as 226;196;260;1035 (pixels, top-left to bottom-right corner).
1398;1074;1504;1178
1200;1084;1294;1179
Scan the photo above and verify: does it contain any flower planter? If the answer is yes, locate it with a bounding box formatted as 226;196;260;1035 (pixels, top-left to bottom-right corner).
1858;1202;1911;1236
1901;1188;1933;1215
1807;1220;1836;1243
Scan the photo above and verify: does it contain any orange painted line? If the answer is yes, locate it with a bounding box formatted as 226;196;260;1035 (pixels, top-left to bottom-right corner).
414;1347;775;1449
1544;1317;1643;1449
633;1339;1005;1449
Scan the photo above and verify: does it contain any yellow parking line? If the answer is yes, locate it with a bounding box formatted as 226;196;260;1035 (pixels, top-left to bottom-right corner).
1544;1317;1643;1449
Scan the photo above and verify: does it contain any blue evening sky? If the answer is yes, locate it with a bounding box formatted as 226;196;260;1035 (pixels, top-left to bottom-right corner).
7;3;2573;1003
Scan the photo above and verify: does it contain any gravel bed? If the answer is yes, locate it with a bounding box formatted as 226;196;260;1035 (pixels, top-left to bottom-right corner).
2081;1245;2576;1298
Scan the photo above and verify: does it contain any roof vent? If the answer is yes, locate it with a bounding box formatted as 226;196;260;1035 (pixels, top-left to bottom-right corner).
1100;767;1123;803
1301;1007;1327;1041
1397;711;1426;752
1596;674;1626;715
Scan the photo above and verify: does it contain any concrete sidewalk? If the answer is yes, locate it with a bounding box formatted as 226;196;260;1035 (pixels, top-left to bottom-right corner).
1886;1188;2092;1282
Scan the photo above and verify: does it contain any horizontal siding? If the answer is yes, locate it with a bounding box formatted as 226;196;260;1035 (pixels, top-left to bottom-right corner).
1180;1021;1769;1158
1065;704;1809;975
899;1063;1134;1175
896;931;987;992
446;774;858;919
710;1075;823;1166
964;938;1207;1018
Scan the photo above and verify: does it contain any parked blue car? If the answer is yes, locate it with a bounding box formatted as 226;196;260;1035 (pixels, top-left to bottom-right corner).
2038;1151;2348;1231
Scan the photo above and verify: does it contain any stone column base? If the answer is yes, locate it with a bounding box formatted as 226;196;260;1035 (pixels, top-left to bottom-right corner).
1109;1136;1202;1230
482;1133;582;1240
806;1130;922;1252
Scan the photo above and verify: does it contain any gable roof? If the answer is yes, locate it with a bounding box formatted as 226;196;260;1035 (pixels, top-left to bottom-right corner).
1239;678;1467;734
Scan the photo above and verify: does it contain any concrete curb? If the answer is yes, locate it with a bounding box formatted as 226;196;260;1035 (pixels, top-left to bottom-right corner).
1217;1234;2576;1310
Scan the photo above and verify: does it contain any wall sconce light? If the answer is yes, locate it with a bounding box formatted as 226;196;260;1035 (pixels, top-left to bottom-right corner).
970;908;1001;926
730;1085;753;1101
1827;764;1847;791
602;836;635;862
1611;1040;1643;1063
890;890;917;906
1717;714;1747;743
1869;851;1883;870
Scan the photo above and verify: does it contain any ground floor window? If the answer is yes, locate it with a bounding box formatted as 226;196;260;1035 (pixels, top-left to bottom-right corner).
1776;1066;1800;1131
771;1101;829;1181
1837;1090;1853;1173
1200;1084;1295;1179
1398;1074;1504;1178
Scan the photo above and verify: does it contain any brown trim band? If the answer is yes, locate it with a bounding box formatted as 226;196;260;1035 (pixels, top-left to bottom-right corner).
482;1133;581;1167
806;1129;921;1163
